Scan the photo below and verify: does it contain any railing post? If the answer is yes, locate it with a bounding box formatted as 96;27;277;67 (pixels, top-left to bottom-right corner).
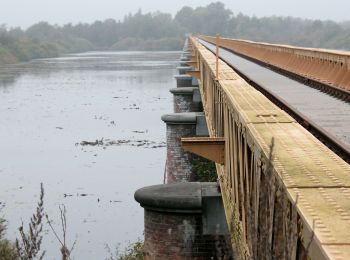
216;34;220;80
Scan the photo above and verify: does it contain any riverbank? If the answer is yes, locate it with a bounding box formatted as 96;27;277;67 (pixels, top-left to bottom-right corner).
0;37;183;66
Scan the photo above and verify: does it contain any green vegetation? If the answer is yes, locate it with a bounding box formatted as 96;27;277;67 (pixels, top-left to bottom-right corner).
0;239;18;260
107;240;144;260
192;157;217;182
117;241;143;260
0;185;75;260
0;184;142;259
1;2;350;65
0;209;18;260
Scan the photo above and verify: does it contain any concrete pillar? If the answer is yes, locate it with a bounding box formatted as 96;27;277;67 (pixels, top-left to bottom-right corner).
193;88;203;111
179;61;190;67
175;75;193;88
195;113;209;136
177;66;192;75
135;182;233;260
192;77;199;87
161;113;197;183
170;87;201;113
180;56;190;62
161;112;208;183
182;51;192;56
181;51;192;57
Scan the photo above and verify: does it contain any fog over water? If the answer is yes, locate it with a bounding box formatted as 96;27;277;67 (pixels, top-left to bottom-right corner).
0;0;349;28
0;51;179;259
0;0;349;259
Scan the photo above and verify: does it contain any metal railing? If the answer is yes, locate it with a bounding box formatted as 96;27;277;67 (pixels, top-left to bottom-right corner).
189;36;350;260
200;35;350;94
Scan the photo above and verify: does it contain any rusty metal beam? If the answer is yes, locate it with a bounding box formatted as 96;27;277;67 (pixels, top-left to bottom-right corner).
181;137;225;164
186;70;200;79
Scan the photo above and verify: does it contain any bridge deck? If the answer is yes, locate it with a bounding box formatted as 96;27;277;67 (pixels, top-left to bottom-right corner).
190;38;350;259
223;79;350;258
199;40;350;149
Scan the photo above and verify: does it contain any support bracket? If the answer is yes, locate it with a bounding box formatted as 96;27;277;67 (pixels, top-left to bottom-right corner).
181;137;225;164
186;70;200;79
186;61;198;67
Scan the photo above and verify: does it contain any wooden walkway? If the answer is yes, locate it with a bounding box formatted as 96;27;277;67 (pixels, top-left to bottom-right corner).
188;36;350;260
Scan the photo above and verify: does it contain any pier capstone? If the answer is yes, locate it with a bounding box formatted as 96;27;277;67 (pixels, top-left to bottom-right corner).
134;182;233;260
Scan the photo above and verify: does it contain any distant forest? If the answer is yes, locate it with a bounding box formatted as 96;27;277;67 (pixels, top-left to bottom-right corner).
1;2;350;65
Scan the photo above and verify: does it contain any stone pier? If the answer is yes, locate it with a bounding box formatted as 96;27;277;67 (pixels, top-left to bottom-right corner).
134;182;233;260
174;74;193;88
134;40;233;260
170;87;202;113
161;112;208;183
176;66;192;75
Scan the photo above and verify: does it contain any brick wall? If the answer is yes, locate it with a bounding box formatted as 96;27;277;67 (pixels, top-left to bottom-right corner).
144;209;233;260
166;123;196;183
174;95;194;113
176;77;192;87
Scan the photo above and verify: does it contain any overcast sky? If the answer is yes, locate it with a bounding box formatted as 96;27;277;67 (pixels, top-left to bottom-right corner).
1;0;349;28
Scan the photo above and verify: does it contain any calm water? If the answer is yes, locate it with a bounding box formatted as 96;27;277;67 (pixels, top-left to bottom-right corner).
0;51;179;259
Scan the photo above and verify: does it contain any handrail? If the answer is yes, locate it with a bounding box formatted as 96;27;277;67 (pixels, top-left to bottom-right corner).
188;35;350;260
200;35;350;92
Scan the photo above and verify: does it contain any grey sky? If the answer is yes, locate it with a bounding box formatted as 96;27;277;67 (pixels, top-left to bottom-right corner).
1;0;349;28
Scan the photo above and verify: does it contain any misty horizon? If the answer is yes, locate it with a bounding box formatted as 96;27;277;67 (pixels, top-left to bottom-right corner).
1;0;349;29
1;0;350;68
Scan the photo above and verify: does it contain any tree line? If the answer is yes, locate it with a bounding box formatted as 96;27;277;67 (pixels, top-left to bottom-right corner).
1;2;350;65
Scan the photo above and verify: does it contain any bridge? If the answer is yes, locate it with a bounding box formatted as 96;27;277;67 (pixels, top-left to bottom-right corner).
136;35;350;260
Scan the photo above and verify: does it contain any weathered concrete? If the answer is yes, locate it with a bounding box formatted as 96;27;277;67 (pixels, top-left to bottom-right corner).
135;182;202;213
161;112;208;182
161;112;208;136
192;77;199;86
179;61;190;66
177;66;192;75
161;112;198;125
135;182;233;260
178;52;199;88
174;74;193;87
181;53;192;58
196;113;209;136
170;87;198;95
180;56;190;62
170;87;201;113
193;88;202;104
193;88;203;111
201;183;228;235
162;113;197;182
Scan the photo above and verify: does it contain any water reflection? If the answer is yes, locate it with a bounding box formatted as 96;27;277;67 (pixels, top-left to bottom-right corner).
0;51;179;259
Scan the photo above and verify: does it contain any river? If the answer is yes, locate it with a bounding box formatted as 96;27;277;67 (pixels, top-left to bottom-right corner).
0;51;179;259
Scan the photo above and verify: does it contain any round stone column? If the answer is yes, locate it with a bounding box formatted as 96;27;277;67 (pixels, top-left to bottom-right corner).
170;87;199;113
179;60;190;67
177;66;192;75
161;113;197;183
174;75;193;88
134;182;233;260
